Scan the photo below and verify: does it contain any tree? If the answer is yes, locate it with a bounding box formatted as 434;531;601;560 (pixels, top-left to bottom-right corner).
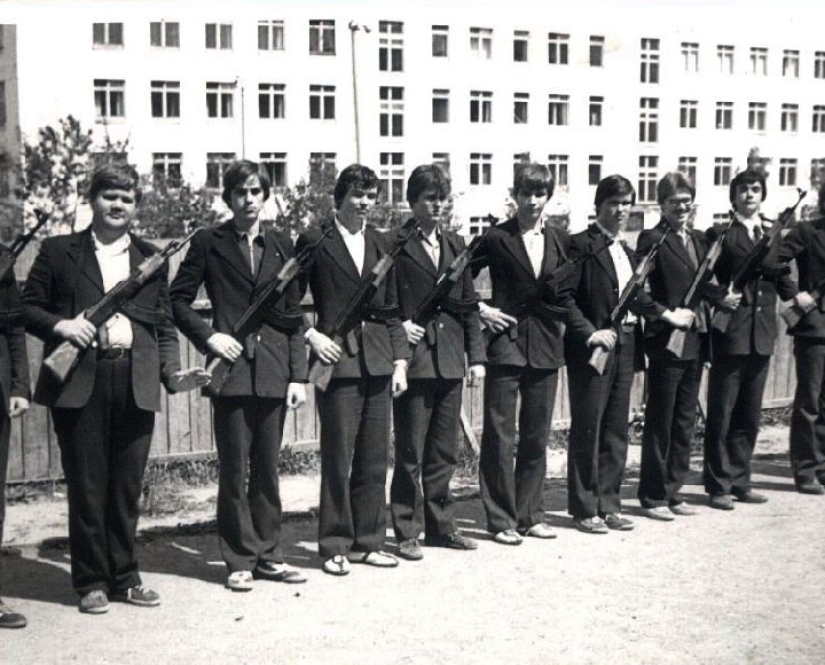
135;175;219;238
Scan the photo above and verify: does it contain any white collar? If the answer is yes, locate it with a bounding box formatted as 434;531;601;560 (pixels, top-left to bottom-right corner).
335;215;365;237
92;230;131;255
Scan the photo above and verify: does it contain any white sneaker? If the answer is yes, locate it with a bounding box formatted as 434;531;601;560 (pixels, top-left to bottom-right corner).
226;570;254;592
642;506;676;522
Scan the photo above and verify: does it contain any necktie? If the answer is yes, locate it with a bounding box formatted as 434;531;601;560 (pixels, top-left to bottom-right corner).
243;234;256;276
682;231;698;268
753;225;763;243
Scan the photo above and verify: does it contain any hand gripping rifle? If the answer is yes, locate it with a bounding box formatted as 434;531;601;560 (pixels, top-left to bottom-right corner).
43;227;201;383
307;217;419;391
589;227;671;374
712;188;806;334
782;278;825;331
204;225;335;396
665;212;735;358
0;208;51;282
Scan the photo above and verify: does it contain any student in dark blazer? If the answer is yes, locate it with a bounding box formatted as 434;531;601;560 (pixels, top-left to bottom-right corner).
564;175;659;534
0;263;30;629
703;169;796;509
298;164;410;576
390;165;486;561
636;173;708;520
473;163;569;544
22;165;206;614
171;161;308;591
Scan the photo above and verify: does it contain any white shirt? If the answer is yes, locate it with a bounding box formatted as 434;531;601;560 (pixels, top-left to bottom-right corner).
595;222;637;325
521;221;544;277
92;230;133;348
335;215;366;274
735;211;766;242
420;228;441;269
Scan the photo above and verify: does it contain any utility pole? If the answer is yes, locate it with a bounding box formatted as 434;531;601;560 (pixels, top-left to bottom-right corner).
348;21;370;164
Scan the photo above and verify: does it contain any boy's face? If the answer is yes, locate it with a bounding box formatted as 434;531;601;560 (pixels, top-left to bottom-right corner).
661;188;694;230
91;187;136;233
229;174;265;226
733;181;763;217
338;184;378;227
596;193;633;231
514;187;549;225
410;187;447;229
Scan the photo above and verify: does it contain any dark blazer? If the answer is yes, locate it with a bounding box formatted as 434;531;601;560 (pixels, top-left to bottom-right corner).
707;218;796;356
297;222;410;379
0;271;30;410
22;229;180;410
472;217;570;370
777;217;825;338
394;227;486;380
637;219;709;360
170;222;308;397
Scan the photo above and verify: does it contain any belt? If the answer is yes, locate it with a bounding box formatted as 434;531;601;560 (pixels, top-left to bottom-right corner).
98;346;132;360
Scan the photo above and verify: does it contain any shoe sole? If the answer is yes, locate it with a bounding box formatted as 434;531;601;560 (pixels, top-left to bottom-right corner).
253;570;308;584
643;511;675;522
110;598;161;607
79;605;110;614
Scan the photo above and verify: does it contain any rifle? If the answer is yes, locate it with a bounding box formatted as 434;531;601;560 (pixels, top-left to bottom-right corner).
589;227;671;374
782;276;825;331
666;212;735;358
307;217;419;391
712;188;806;334
204;225;335;396
43;227;200;383
0;209;50;282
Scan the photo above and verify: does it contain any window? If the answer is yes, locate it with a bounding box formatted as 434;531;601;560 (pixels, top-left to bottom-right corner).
150;81;180;118
713;157;733;186
309;152;336;183
309;85;335;119
513;30;529;62
0;81;6;128
548;94;569;125
470;91;492;123
750;47;768;76
588;155;603;185
680;100;698;128
639;97;659;142
783;49;800;78
470;153;492;185
590;36;604;67
779;158;797;186
638;156;658;203
92;22;123;47
379;21;403;72
94;79;125;118
513;152;531;179
432;89;449;123
470;27;492;59
548;32;569;64
309;19;335;55
206;153;236;188
748;102;767;131
514;93;529;124
379;86;404;136
682;42;699;72
150;21;179;48
379;152;405;204
258;20;284;50
432;152;451;176
468;216;493;235
259;83;285;119
813;105;825;133
205;23;232;50
432;25;448;57
206;82;234;118
716;101;733;129
589;96;603;126
816;52;825;79
717;45;734;74
152;152;182;187
811;158;825;184
781;103;799;132
712;212;730;225
260;152;287;189
640;38;660;83
547;154;568;187
678;157;697;184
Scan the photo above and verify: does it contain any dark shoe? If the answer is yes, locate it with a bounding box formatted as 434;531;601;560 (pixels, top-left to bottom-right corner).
669;502;698;517
109;586;161;607
425;531;478;550
0;602;27;629
642;506;676;522
79;590;110;614
254;561;307;584
602;513;635;531
397;538;424;560
732;489;768;504
709;494;735;511
517;523;558;539
572;517;608;534
797;481;825;495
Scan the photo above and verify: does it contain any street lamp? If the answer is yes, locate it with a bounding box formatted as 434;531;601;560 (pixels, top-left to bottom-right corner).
348;21;371;164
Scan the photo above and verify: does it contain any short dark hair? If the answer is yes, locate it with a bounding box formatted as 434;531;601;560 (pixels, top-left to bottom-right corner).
594;174;636;208
221;160;271;206
406;164;451;206
657;172;695;205
88;164;142;204
512;163;554;199
333;164;381;208
729;169;767;205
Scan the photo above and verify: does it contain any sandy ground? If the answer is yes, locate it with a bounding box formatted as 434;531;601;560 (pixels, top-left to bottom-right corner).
2;426;823;665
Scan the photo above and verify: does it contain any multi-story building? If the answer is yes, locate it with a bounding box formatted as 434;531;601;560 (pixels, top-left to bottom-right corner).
1;0;824;234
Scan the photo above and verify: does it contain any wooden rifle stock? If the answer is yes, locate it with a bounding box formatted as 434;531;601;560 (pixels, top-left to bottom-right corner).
781;280;825;331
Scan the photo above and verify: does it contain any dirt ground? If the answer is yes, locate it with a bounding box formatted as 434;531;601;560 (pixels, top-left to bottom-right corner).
1;426;823;665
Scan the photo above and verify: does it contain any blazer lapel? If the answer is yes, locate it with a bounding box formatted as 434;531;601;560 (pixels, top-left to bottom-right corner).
211;223;256;286
730;221;754;253
323;225;362;284
403;233;438;278
255;229;287;287
663;228;693;270
73;230;105;296
588;225;618;287
500;218;537;281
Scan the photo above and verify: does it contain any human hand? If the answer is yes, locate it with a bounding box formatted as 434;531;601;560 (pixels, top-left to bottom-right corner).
53;314;96;349
662;308;695;330
721;287;743;311
206;333;243;362
171;367;212;392
587;328;618;351
8;396;29;418
402;320;425;345
391;362;408;398
467;364;486;387
286;382;307;410
306;329;342;364
794;291;816;309
479;303;518;333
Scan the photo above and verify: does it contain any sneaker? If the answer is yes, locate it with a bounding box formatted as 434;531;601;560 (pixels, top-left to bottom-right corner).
254;562;307;584
348;550;399;567
110;586;161;607
79;590;110;614
425;531;478;550
732;489;768;504
397;539;424;561
572;516;608;535
709;493;735;510
669;502;698;516
226;571;254;592
602;513;635;531
0;601;27;629
322;555;351;576
493;529;523;545
517;523;558;539
642;506;676;522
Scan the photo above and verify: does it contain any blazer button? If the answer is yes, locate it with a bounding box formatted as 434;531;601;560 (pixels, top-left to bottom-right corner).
438;322;445;329
361;321;366;328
